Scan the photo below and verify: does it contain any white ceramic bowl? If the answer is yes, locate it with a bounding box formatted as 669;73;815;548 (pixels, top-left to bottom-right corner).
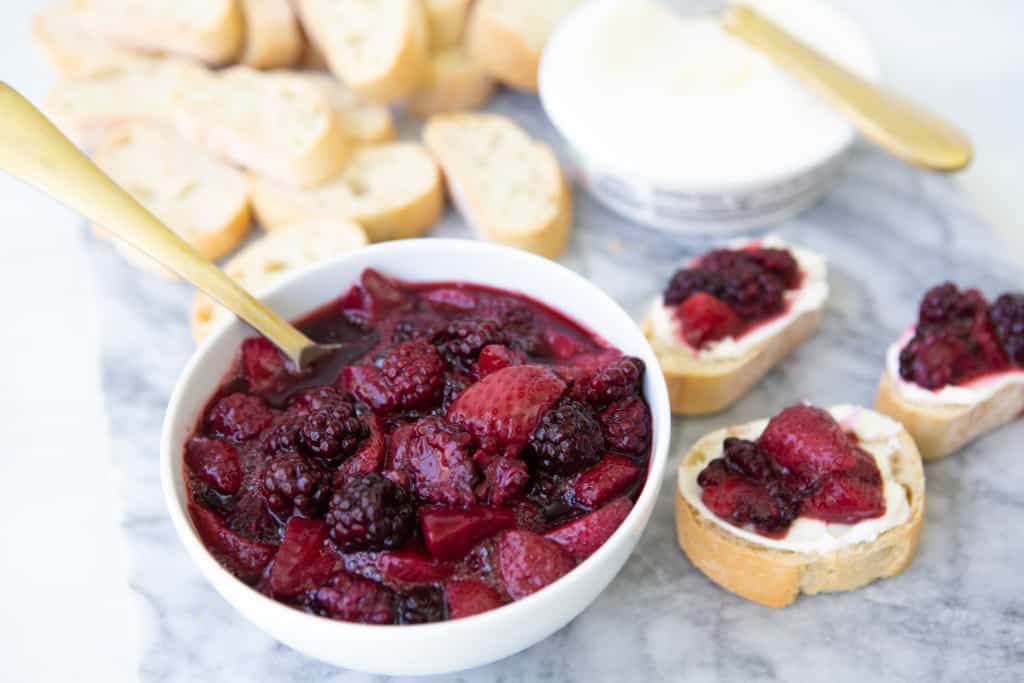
538;0;879;233
160;239;671;676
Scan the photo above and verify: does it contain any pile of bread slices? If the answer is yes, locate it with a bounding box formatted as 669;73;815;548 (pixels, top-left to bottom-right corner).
34;0;581;340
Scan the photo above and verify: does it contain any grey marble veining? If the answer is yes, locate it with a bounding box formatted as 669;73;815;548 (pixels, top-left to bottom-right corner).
89;90;1024;682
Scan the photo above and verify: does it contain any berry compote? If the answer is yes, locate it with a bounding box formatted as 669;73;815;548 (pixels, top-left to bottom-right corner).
663;243;804;349
184;269;652;624
898;283;1024;390
697;405;885;537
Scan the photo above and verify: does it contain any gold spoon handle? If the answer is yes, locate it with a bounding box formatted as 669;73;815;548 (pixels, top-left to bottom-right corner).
0;82;313;366
722;5;973;172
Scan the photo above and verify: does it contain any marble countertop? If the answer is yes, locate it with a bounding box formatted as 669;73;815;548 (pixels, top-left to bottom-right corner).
2;2;1023;682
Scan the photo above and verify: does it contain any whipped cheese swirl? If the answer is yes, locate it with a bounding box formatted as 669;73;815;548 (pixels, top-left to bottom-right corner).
678;405;911;554
885;329;1024;406
648;236;828;361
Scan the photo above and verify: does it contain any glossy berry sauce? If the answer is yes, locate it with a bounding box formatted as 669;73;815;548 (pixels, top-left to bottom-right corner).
899;283;1024;390
663;243;803;349
184;269;652;624
697;405;886;537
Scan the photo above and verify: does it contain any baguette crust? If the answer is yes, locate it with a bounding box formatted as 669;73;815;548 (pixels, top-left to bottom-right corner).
32;3;136;79
676;423;925;608
239;0;305;69
425;0;472;49
296;0;429;102
874;371;1024;460
643;307;824;416
249;143;444;242
422;113;572;259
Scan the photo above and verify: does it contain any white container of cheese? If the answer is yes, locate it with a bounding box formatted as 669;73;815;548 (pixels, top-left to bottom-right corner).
538;0;879;233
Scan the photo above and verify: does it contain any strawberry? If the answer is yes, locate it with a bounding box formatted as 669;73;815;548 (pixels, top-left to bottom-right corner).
185;436;243;495
269;519;343;597
445;579;503;619
423;287;478;312
758;404;860;493
188;504;274;577
496;530;575;600
447;365;566;457
205;393;273;441
389;416;477;507
420;506;516;561
337;365;397;413
800;452;885;523
340;268;408;327
376;550;453;585
676;292;744;348
571;455;640;508
239;337;297;395
544;497;632;560
335;414;387;484
473;344;525;378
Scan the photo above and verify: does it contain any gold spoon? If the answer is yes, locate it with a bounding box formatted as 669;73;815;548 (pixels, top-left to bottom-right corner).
721;5;972;172
0;82;339;370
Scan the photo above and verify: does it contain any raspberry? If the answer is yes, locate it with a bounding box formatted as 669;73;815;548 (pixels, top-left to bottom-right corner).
389;416;478;507
584;356;644;406
396;586;446;624
527;399;604;475
308;572;394;624
444;317;506;362
326;473;417;551
598;396;650;456
990;293;1024;364
205;393;273;441
381;340;446;409
476;456;530;506
260;452;330;517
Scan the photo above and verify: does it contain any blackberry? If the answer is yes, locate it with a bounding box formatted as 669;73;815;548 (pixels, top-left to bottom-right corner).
308;572;394;624
326;473;417;551
598;396;650;456
748;248;801;288
990;293;1024;364
381;340;446;409
294;391;367;463
527;399;604;475
444;317;506;362
919;282;979;325
397;586;446;624
663;250;787;320
260;452;330;517
721;437;777;483
205;393;273;441
391;312;447;344
584;356;644;406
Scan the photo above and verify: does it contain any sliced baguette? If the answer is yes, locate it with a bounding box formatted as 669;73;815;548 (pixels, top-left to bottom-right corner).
642;307;824;416
406;46;497;116
422;113;572;259
174;66;351;188
92;124;251;278
44;57;211;147
425;0;473;49
32;2;138;79
676;412;925;608
76;0;244;65
295;0;429;102
191;220;368;341
239;0;304;69
467;0;582;92
281;73;396;144
249;142;444;242
874;371;1024;460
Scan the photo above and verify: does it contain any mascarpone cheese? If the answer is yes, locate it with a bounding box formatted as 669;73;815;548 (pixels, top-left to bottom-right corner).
677;405;911;554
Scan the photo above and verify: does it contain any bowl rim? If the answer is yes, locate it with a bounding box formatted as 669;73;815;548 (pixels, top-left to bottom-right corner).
159;238;672;639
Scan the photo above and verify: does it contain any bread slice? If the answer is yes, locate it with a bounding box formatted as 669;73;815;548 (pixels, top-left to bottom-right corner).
32;2;138;79
44;57;211;147
406;46;497;116
282;73;396;144
425;0;472;49
191;220;368;341
249;142;444;242
295;0;429;102
174;66;351;188
422;113;572;259
75;0;244;65
92;124;251;278
874;371;1024;460
642;307;824;416
467;0;582;92
676;414;925;608
239;0;304;69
